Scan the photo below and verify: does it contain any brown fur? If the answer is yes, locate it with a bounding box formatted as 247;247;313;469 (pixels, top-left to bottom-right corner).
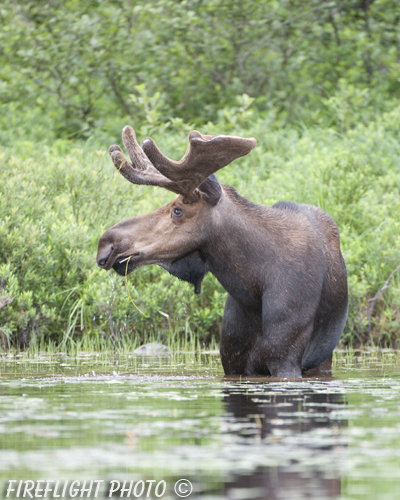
97;128;348;378
98;186;348;378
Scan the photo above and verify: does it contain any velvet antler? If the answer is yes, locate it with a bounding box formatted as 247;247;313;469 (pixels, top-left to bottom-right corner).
109;126;257;203
142;131;257;200
109;126;183;196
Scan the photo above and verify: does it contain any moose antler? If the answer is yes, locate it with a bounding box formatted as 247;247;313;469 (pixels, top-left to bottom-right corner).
109;126;184;196
109;126;257;202
142;131;257;199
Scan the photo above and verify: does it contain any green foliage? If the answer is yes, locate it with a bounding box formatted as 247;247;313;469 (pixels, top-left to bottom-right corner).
1;0;400;347
1;103;400;347
1;0;400;139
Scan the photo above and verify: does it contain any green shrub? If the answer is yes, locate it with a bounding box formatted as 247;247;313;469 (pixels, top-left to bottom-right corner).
1;0;400;138
1;105;400;348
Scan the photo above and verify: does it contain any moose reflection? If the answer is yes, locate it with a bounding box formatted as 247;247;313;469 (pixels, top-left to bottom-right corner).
221;383;347;500
97;126;348;377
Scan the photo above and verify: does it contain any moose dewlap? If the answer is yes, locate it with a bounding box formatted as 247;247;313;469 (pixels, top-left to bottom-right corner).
97;126;348;378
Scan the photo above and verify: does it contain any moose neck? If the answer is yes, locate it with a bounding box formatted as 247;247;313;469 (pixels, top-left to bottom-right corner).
202;187;272;310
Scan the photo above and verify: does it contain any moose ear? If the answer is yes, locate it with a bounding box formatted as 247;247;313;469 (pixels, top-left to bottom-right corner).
198;174;222;206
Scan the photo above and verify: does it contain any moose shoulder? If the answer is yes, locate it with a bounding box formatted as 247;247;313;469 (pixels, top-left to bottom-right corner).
97;126;348;378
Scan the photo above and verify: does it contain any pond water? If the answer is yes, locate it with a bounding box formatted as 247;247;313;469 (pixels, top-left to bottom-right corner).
1;351;400;500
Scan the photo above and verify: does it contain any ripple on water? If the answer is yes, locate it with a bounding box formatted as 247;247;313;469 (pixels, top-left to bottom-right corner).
1;351;400;499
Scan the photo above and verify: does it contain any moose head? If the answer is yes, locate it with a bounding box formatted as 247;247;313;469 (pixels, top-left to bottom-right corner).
97;126;256;292
97;126;348;378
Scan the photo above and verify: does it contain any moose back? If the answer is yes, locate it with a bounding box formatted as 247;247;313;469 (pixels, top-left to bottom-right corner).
97;126;348;378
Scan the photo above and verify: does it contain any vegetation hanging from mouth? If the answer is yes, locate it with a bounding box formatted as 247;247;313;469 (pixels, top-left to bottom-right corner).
125;257;147;318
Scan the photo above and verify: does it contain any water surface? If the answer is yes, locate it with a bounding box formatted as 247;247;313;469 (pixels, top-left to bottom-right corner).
1;351;400;499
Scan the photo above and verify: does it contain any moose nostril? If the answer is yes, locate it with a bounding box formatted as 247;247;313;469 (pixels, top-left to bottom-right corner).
97;246;114;268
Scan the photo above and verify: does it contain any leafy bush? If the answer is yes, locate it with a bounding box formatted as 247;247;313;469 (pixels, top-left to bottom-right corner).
1;103;400;347
1;0;400;139
1;0;400;347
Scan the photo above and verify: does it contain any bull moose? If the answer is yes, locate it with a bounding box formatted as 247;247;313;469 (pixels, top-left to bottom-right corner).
97;126;348;378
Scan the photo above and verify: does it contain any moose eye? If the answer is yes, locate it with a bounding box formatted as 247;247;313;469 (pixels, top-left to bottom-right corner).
172;207;183;217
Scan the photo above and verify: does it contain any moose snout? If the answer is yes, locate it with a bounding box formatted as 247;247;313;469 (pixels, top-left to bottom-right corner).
97;244;114;269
